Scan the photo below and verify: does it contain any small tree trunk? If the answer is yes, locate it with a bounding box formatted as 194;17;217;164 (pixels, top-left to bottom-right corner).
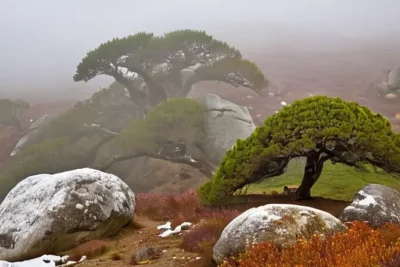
124;65;168;106
295;153;326;200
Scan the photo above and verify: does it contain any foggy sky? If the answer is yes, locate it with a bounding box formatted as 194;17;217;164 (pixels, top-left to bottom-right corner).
1;0;399;101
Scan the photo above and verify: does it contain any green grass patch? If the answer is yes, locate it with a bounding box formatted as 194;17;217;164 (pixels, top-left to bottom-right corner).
248;159;400;201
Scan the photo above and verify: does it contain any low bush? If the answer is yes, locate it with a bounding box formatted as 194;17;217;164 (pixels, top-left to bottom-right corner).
181;210;240;253
135;190;240;228
180;210;240;267
110;251;122;261
135;190;204;222
68;240;109;261
221;221;400;267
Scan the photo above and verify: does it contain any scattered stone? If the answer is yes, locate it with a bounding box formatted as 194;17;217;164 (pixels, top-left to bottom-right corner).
134;247;161;264
158;222;193;238
157;222;171;230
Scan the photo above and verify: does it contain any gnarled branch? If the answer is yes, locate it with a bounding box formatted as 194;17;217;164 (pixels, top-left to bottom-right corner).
97;151;214;178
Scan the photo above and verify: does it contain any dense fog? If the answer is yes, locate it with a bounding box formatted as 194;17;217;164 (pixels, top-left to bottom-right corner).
1;0;400;101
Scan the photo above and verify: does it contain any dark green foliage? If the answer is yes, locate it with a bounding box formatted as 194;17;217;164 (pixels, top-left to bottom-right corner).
0;84;137;202
73;32;154;82
0;99;29;129
199;95;400;205
0;138;80;202
38;82;136;143
73;29;267;105
116;98;204;152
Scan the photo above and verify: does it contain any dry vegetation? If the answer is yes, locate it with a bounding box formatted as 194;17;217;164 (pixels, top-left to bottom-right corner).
220;221;400;267
68;240;110;261
71;190;400;266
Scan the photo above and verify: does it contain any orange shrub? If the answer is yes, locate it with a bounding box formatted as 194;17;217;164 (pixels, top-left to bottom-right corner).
68;240;109;261
221;221;400;267
181;210;240;267
181;210;240;253
135;190;204;222
135;190;240;228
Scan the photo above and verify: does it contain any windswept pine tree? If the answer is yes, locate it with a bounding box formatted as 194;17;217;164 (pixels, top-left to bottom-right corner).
199;96;400;204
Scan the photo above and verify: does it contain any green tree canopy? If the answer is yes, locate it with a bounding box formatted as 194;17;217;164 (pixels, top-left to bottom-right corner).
116;98;205;154
0;99;29;130
73;29;267;111
199;95;400;205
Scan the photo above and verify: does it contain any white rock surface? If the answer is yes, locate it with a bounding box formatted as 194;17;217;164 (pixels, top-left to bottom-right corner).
10;115;52;156
213;204;346;264
180;63;203;87
0;168;135;261
339;184;400;227
157;222;171;230
158;222;193;238
197;94;256;165
0;254;85;267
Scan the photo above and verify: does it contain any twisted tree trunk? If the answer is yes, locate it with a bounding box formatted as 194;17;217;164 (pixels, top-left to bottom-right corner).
295;152;329;200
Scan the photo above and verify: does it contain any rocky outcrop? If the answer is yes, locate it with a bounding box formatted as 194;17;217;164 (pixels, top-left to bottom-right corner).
0;168;135;261
339;184;400;228
388;65;400;90
213;204;346;264
196;94;256;165
10;114;53;156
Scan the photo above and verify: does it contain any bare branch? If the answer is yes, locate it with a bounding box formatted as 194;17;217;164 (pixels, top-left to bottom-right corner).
96;151;214;178
82;123;119;135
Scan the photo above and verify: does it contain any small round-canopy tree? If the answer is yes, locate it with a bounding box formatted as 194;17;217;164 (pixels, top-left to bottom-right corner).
0;99;30;130
199;95;400;205
73;29;267;112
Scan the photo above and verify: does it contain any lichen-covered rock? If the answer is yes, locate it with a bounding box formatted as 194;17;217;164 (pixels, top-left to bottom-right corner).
197;94;256;165
213;204;346;264
0;168;135;261
339;184;400;228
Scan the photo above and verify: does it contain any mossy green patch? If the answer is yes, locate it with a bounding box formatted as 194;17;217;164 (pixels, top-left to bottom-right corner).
248;160;400;201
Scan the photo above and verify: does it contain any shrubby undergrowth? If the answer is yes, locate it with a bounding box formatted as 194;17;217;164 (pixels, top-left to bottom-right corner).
136;191;400;267
221;221;400;267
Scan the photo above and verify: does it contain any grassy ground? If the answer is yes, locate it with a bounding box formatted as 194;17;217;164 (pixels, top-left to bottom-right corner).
248;159;400;201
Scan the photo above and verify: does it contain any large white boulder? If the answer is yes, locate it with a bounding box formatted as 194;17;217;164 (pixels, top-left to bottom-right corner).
339;184;400;227
0;168;135;261
213;204;346;264
197;94;256;165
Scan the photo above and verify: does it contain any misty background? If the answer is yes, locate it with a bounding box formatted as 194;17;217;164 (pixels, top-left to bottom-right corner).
1;0;400;102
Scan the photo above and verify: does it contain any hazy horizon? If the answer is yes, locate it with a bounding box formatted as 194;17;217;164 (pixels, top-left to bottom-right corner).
1;0;400;102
